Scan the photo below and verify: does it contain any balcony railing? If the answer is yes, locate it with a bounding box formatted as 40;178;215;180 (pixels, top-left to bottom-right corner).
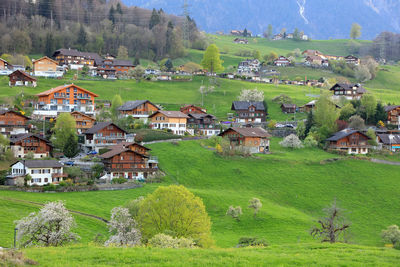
52;173;68;178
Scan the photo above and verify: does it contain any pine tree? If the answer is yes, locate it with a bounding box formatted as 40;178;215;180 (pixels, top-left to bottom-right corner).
164;59;173;71
149;9;160;30
305;110;314;136
109;6;116;24
374;102;387;125
45;33;55;57
63;134;79;158
116;3;123;15
77;24;87;50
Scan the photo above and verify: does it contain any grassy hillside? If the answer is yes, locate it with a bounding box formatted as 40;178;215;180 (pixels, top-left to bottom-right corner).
22;243;400;266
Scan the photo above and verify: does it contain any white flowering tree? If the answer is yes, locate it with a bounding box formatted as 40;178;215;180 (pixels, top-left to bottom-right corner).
248;198;262;218
226;206;243;221
15;201;79;247
279;134;304;149
105;207;141;247
238;89;264;102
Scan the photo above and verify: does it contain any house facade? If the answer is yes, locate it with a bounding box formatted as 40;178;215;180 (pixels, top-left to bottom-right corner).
8;70;37;87
149;111;189;135
7;160;66;186
344;55;360;65
32;56;63;78
52;48;101;69
281;104;297;113
305;56;329;67
70;111;96;134
187;113;220;136
95;59;135;77
118;100;159;121
219;127;271;154
384;105;400;126
0;58;13;75
377;133;400;152
330;83;367;100
33;84;98;119
237;59;261;74
10;133;52;158
326;129;370;154
231;101;267;123
180;105;207;114
274;56;291;66
83;122;132;152
0;110;30;136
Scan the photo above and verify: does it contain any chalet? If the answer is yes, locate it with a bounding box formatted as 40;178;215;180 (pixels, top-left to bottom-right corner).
10;133;52;158
231;101;267;123
83;122;132;152
384;105;400;126
187;113;220;136
305;55;329;66
330;83;367;100
0;110;30;136
8;70;37;87
302;50;324;57
52;48;102;69
149;111;189;135
33;84;98;118
324;55;344;61
299;100;340;113
272;34;283;40
286;33;294;39
238;59;261;74
100;144;158;181
281;103;297;113
7;160;66;186
274;56;291;67
219;127;271;154
180;105;207;114
0;58;13;75
231;30;252;37
344;55;360;65
95;58;135;77
325;129;370;154
377;133;400;152
233;38;248;44
32;56;62;78
118;100;159;121
69;111;96;134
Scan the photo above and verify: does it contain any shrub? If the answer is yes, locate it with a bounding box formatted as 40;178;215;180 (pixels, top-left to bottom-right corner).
105;207;141;247
125;196;145;220
112;177;127;184
248;198;262;218
148;233;195;248
267;120;277;129
279;134;304;149
43;184;57;191
237;237;268;247
381;225;400;246
226;206;242;221
304;135;318;148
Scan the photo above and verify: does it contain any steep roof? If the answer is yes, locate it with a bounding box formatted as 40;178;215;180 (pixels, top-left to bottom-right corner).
70;111;96;121
33;56;58;65
220;127;271;138
149;110;189;118
100;147;147;159
231;101;265;111
377;133;400;144
118;100;157;111
53;48;102;61
13;160;63;168
0;110;30;120
8;70;37;81
10;133;52;146
330;83;367;94
188;113;217;120
84;122;127;134
281;103;297;109
384;105;400;112
36;84;99;97
326;129;370;141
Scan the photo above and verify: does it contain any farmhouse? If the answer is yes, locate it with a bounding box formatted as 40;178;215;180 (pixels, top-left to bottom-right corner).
33;84;98;118
187;113;220;136
83;122;131;152
8;70;37;87
7;160;65;186
330;83;367;100
281;103;297;113
231;101;267;123
0;110;30;136
95;58;135;77
69;111;96;134
118;100;159;121
305;55;329;66
302;50;324;57
32;56;62;78
219;127;271;154
325;129;370;154
237;59;261;74
10;133;52;159
52;48;102;69
149;110;189;135
233;38;248;44
344;55;361;65
377;133;400;152
272;34;283;40
384;105;400;126
180;105;207;114
0;58;13;75
273;56;291;67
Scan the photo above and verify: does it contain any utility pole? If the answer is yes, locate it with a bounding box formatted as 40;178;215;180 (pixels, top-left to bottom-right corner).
182;0;191;48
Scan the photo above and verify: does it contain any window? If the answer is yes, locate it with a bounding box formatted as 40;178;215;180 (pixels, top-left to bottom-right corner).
169;124;176;127
121;156;124;160
74;88;77;92
179;124;185;128
44;178;48;183
66;88;70;92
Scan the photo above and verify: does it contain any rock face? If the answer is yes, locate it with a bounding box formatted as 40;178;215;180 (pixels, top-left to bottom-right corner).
123;0;400;39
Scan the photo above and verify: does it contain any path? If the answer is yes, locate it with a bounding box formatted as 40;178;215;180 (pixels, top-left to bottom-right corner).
370;158;400;166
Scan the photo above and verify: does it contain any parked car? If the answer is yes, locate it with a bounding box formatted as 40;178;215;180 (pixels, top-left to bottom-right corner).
87;150;97;155
64;161;75;166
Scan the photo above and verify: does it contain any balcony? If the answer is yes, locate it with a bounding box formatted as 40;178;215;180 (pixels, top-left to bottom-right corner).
53;94;68;99
52;173;68;178
77;95;91;100
148;156;158;163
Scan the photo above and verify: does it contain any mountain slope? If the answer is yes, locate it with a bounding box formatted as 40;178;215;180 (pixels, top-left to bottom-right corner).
122;0;400;39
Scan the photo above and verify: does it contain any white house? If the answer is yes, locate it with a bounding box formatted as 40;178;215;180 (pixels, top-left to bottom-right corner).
149;111;189;136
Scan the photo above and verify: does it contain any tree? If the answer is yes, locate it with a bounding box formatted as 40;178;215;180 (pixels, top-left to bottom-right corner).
15;201;79;247
355;65;371;82
253;50;261;60
149;233;195;248
350;23;361;39
296;121;306;140
117;46;129;59
129;66;145;82
339;103;356;121
293;28;300;40
91;164;104;180
63;134;79;158
293;48;302;57
374;102;387;125
310;200;350;243
314;93;339;134
381;225;400;246
105;207;141;247
201;44;224;73
77;24;87;50
361;94;377;124
264;52;278;64
279;134;304;149
238;89;264;102
138;185;213;247
45;33;56;57
305;110;314;136
149;8;160;29
263;24;273;39
164;59;173;71
108;6;116;24
304;135;318;148
125;196;145;220
226;206;242;221
366;128;378;146
272;94;293;105
111;95;123;119
248;198;262;218
51;113;77;151
348;115;365;130
182;62;202;73
64;167;83;183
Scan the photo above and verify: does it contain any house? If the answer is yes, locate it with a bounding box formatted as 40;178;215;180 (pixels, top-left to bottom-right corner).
180;105;207;114
69;111;96;134
274;56;291;67
299;100;340;113
8;70;37;87
384;105;400;126
219;127;271;154
344;55;360;65
52;48;102;69
325;129;370;154
281;104;297;113
231;101;267;123
286;33;294;39
330;83;367;100
0;58;13;75
95;58;135;77
305;55;328;66
377;133;400;152
32;56;63;78
10;133;52;158
187;113;220;136
0;110;30;136
118;100;159;122
237;59;261;74
33;84;98;119
100;143;158;181
231;30;252;37
302;50;324;57
302;34;309;41
272;34;283;40
83;122;132;152
7;160;66;186
233;38;248;44
149;111;189;135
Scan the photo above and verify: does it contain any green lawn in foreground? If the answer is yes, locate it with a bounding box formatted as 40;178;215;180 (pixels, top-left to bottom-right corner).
22;243;400;267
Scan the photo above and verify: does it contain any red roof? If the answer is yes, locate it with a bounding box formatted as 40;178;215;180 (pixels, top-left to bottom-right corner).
37;84;99;97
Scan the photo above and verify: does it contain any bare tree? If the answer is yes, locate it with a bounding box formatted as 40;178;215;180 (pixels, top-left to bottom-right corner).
310;200;350;243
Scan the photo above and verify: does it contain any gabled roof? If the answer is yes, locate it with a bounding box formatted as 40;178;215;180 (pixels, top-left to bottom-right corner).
12;160;62;168
111;142;151;151
53;48;102;61
281;103;297;109
220;127;271;138
10;133;52;146
118;100;158;111
187;113;217;120
326;129;370;141
36;84;99;97
8;70;37;81
84;122;127;134
330;83;367;94
384;105;400;112
377;134;400;144
149;110;189;118
70;111;96;121
0;110;30;120
100;147;148;159
0;58;11;65
231;101;265;111
33;56;58;65
306;55;323;61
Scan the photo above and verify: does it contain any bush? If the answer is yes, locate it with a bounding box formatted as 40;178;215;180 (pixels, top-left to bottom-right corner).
279;134;304;149
112;177;127;184
226;206;242;221
43;184;58;191
237;237;268;247
382;225;400;246
304;135;318;148
148;233;195;248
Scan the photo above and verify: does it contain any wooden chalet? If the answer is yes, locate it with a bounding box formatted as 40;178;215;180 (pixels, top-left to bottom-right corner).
149;111;189;135
281;103;297;113
83;122;130;152
10;133;52;158
384;105;400;126
187;113;220;136
231;101;267;123
377;133;400;152
8;70;37;87
330;83;367;100
219;127;271;154
273;56;291;66
0;110;30;136
118;100;159;121
180;105;207;114
233;38;248;44
70;111;96;134
325;129;370;154
32;56;59;77
52;48;101;69
302;50;324;57
95;58;135;77
305;55;329;66
0;58;12;70
344;55;360;65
